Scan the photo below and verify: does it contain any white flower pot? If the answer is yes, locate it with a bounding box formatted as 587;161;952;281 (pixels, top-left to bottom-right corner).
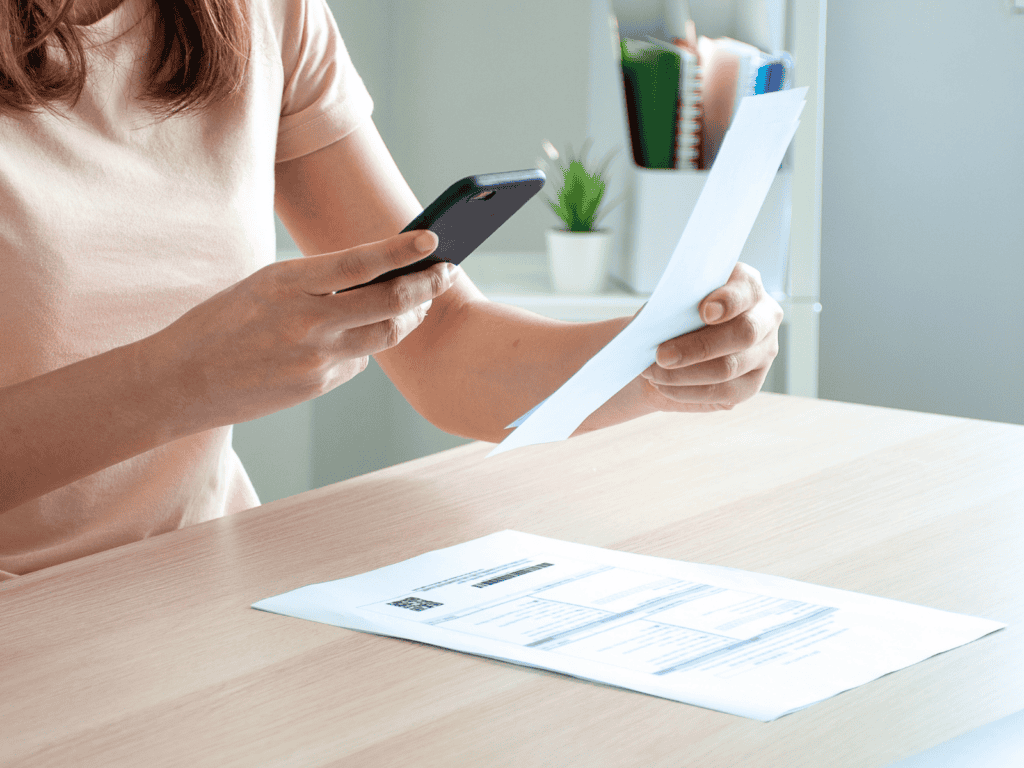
546;228;612;294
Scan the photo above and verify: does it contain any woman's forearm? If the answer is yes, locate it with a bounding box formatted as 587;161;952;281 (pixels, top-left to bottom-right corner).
0;340;190;514
378;295;657;443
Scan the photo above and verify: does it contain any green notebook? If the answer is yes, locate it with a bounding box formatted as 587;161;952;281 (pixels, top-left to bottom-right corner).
620;39;680;169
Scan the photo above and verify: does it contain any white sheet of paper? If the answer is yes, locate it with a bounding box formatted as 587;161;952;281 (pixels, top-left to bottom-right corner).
490;88;807;456
252;530;1004;722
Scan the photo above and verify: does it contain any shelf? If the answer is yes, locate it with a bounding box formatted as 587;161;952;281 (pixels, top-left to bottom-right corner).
461;252;646;322
463;250;816;320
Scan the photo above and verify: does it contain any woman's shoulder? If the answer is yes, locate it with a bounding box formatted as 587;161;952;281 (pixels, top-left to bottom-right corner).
252;0;324;35
250;0;339;59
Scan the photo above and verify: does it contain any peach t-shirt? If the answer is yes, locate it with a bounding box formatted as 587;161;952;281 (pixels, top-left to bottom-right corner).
0;0;373;577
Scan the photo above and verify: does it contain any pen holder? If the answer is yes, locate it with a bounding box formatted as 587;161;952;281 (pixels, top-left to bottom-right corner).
612;161;792;297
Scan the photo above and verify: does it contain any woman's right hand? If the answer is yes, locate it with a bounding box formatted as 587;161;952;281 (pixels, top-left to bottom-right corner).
143;229;459;430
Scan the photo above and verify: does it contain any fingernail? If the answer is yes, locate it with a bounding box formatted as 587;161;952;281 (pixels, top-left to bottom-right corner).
415;233;436;253
704;301;724;322
659;350;681;367
445;262;460;279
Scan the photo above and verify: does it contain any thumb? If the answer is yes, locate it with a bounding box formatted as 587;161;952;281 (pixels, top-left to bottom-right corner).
699;263;763;324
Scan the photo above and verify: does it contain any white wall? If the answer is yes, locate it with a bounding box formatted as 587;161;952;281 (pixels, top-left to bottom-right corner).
819;0;1024;425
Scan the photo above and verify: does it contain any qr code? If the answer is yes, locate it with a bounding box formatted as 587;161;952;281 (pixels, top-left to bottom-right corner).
388;597;443;612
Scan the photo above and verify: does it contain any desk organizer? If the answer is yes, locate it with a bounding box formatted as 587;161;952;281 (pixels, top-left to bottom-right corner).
599;2;795;298
612;159;792;297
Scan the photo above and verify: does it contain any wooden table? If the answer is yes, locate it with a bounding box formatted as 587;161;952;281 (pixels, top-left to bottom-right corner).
2;394;1022;767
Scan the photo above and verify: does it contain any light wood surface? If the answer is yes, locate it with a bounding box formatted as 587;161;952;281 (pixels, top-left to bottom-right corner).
1;394;1021;767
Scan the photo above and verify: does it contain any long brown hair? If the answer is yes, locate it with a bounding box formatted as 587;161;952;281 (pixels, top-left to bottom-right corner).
0;0;251;118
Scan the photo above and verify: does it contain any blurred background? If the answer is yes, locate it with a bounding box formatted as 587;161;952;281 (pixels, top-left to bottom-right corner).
234;0;1024;505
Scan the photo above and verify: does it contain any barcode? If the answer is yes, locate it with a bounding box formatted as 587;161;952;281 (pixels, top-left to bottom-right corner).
389;597;443;612
472;562;554;588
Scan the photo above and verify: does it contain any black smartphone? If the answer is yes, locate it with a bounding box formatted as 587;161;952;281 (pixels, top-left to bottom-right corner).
347;168;545;290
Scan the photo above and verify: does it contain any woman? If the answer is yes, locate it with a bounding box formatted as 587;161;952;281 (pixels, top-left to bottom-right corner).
0;0;783;577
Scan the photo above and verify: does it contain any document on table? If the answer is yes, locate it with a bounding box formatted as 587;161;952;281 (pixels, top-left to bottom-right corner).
489;88;808;457
252;531;1004;721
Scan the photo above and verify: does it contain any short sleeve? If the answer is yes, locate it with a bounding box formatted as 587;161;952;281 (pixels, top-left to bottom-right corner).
275;0;374;163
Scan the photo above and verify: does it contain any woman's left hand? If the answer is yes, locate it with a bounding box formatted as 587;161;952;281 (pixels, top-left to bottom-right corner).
639;263;783;412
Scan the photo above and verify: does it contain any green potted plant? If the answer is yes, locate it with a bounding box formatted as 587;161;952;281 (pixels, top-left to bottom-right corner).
539;139;621;293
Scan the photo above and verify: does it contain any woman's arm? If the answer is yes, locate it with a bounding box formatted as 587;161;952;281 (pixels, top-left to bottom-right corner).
0;340;183;514
0;229;459;515
275;119;782;442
